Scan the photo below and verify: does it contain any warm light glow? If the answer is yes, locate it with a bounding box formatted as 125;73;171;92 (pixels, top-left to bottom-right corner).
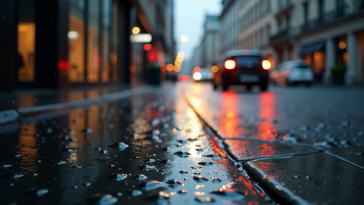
181;35;189;42
18;25;29;32
193;67;201;73
132;27;140;34
178;51;185;57
226;112;235;118
167;64;174;71
178;75;189;81
175;60;182;66
174;66;181;72
262;60;271;70
177;56;184;62
143;43;152;51
339;42;346;49
68;31;79;39
130;34;152;43
193;72;202;80
225;60;236;69
211;65;218;73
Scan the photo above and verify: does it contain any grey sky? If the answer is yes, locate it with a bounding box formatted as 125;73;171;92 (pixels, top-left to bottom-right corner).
174;0;221;60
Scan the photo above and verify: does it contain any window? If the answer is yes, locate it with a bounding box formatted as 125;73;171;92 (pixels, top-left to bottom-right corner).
279;18;283;31
88;0;100;82
286;14;290;30
303;3;309;24
318;0;324;17
18;0;36;82
279;0;283;9
260;0;264;15
101;0;111;82
260;29;264;45
68;0;85;82
266;25;270;43
266;0;270;11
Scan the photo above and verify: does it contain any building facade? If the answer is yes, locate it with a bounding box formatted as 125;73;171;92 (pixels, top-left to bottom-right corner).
237;0;364;84
201;15;220;68
0;0;174;91
189;14;219;74
189;44;202;75
219;0;238;55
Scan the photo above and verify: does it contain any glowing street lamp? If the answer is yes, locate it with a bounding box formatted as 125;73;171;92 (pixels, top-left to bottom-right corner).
132;27;140;34
178;51;185;57
180;35;188;43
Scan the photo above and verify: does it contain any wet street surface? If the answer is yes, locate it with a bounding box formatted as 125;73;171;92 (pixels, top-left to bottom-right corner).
182;82;364;204
1;83;364;204
0;85;266;205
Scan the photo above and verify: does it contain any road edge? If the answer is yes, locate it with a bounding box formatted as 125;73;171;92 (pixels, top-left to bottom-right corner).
179;88;305;205
0;86;155;125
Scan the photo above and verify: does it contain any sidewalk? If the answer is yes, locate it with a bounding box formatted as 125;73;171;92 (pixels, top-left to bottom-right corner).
0;85;266;205
0;85;129;112
0;85;153;125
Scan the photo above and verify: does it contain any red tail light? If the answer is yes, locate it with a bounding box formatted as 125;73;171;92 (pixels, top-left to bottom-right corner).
225;60;236;69
262;60;271;70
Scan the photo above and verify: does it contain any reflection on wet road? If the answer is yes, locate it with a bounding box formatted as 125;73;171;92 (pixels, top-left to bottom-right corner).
181;82;364;204
0;86;265;205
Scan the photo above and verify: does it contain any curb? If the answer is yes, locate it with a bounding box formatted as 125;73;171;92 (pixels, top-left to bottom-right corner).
179;89;305;205
0;86;155;125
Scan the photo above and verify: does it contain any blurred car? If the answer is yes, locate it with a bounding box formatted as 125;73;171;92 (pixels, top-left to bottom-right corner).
212;50;271;91
193;68;212;82
270;60;313;86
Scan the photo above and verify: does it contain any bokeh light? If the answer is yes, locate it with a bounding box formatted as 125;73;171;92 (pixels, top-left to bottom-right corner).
174;66;181;72
132;27;140;34
211;65;218;73
178;51;185;57
180;35;189;42
167;64;174;71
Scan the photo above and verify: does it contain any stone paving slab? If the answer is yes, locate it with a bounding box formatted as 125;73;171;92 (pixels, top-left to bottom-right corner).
223;139;319;162
0;86;266;205
326;147;364;169
244;153;364;204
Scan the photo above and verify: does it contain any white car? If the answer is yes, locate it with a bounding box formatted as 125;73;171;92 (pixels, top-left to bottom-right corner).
193;68;212;82
271;60;314;86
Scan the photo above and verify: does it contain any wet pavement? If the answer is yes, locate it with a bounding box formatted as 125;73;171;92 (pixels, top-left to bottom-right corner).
181;82;364;204
244;153;364;204
0;85;267;205
0;85;128;112
2;82;364;204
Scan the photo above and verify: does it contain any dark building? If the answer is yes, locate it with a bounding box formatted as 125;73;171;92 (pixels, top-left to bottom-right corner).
0;0;175;91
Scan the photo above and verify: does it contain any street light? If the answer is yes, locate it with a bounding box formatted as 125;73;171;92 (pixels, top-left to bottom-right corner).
178;51;185;57
180;35;188;43
132;27;140;34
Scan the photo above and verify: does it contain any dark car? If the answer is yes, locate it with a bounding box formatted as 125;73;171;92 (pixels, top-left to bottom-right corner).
212;50;271;91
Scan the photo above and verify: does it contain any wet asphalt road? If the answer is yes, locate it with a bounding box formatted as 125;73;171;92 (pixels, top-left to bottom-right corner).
1;83;364;205
0;86;266;205
182;82;364;204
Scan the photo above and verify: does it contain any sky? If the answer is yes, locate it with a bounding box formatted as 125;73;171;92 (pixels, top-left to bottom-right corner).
174;0;222;61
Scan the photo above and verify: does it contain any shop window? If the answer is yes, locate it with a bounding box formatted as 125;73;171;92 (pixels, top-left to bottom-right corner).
313;51;325;72
68;0;85;82
102;0;111;82
17;0;35;82
336;36;347;66
88;0;100;82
